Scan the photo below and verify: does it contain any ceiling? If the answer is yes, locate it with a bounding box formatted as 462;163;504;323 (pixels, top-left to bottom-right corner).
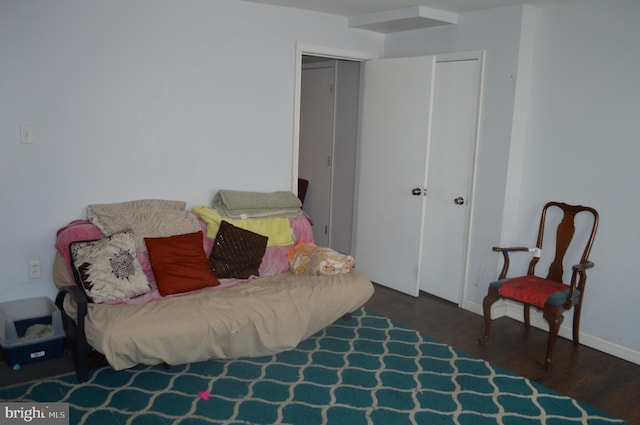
242;0;576;16
242;0;578;32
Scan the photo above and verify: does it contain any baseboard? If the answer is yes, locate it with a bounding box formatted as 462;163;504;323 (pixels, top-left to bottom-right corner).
461;299;640;366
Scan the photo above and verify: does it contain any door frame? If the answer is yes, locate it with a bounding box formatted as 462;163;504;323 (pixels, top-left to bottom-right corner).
291;44;377;193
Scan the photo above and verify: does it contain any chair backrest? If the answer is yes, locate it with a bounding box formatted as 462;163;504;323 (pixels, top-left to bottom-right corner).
527;202;599;282
297;178;309;205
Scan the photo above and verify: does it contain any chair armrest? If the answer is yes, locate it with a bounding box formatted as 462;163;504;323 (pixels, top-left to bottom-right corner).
55;285;89;322
572;261;594;272
492;246;541;280
563;261;594;308
492;246;531;253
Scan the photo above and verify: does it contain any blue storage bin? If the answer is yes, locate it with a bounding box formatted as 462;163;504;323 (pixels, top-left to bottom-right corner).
0;297;65;366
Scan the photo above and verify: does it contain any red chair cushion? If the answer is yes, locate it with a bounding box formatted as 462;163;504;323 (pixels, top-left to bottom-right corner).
498;276;571;308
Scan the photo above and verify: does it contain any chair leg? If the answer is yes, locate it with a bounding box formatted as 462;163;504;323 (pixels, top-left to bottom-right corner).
542;306;564;370
524;305;531;330
572;304;582;346
479;286;500;345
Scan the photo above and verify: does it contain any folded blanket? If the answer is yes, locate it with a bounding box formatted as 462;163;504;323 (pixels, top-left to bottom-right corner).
193;206;294;247
87;199;201;252
213;190;302;219
287;242;355;276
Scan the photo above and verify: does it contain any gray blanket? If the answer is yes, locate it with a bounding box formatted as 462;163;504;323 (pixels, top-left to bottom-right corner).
213;190;302;218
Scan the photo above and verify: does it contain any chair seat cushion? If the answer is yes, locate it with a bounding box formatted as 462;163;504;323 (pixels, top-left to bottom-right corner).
490;276;579;308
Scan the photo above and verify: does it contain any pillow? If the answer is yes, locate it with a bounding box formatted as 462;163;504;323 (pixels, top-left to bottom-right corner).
145;231;220;296
70;229;151;303
209;221;268;279
287;242;355;276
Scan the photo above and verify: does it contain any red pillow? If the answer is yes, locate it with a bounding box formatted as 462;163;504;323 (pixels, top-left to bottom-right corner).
145;231;220;296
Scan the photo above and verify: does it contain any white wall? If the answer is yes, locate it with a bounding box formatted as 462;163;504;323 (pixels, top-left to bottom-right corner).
0;0;383;302
386;0;640;363
518;0;640;358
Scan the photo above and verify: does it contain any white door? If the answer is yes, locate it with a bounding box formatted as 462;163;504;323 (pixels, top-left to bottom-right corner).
419;59;482;302
299;64;334;246
353;56;436;297
354;54;482;301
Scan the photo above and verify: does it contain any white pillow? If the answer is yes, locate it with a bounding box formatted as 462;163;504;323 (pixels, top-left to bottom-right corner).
70;229;151;303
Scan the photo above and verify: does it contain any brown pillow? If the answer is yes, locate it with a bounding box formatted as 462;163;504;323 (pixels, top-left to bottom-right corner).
145;231;220;296
209;221;268;279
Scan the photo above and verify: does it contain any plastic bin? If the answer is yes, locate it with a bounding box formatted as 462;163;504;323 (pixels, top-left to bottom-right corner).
0;296;65;367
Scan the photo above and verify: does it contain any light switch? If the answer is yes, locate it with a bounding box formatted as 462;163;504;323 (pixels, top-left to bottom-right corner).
21;125;33;144
28;260;41;279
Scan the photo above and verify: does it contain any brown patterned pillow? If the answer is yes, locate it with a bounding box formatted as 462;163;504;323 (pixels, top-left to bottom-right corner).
209;221;268;279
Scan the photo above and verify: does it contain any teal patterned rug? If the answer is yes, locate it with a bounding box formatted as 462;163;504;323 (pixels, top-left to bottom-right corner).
0;309;625;425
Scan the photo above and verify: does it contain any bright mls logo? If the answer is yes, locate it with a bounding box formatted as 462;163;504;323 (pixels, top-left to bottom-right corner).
2;403;68;424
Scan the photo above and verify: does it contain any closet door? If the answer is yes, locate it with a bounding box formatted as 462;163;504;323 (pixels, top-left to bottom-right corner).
353;56;435;297
354;54;482;301
419;58;482;302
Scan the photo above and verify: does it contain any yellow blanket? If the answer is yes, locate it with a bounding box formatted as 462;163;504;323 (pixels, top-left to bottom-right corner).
193;206;294;247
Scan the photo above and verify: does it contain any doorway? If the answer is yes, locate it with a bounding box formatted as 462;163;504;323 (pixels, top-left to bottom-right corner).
292;47;484;306
298;56;360;254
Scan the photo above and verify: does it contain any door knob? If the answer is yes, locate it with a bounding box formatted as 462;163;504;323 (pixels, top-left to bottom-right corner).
411;188;422;196
454;197;465;205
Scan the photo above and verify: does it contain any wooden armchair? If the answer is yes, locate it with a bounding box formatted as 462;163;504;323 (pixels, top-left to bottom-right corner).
479;202;599;369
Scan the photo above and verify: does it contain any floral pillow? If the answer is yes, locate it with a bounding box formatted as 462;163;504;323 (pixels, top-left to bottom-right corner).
70;229;151;303
286;242;355;276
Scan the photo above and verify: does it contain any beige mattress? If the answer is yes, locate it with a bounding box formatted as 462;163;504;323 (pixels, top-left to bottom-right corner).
54;254;373;370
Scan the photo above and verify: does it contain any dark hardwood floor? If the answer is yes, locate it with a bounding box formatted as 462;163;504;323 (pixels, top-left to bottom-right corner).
365;283;640;425
1;283;638;424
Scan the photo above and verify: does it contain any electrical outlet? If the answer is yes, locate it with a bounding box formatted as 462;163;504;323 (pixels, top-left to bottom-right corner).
28;260;41;279
21;125;33;144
